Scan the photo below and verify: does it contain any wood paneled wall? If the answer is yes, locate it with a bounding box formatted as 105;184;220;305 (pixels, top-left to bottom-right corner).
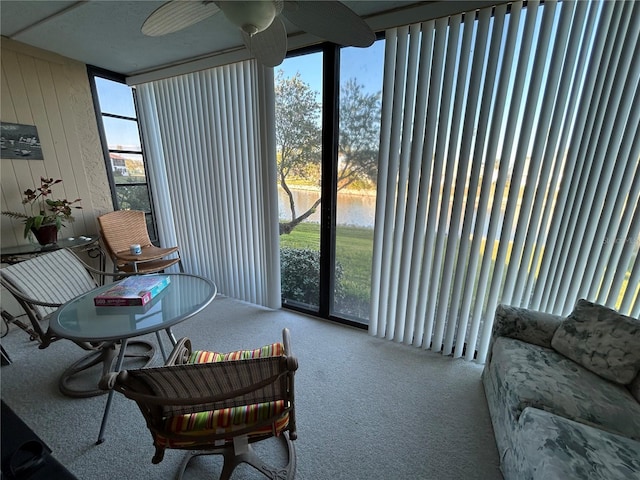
1;38;113;248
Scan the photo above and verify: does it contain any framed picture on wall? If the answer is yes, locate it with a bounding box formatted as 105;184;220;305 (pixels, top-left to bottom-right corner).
0;122;44;160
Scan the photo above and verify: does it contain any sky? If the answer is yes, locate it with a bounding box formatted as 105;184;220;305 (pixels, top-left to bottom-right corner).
275;39;386;98
97;38;386;149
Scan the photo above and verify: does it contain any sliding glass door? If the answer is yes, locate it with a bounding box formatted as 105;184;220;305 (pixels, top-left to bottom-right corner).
276;41;384;325
334;44;383;321
276;51;323;312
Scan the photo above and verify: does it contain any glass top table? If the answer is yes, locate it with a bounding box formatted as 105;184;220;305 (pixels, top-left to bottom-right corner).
50;273;216;343
1;236;100;261
0;236;105;273
49;273;217;444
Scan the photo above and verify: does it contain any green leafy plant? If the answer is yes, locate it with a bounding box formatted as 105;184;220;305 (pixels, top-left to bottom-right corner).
280;247;344;306
2;177;82;238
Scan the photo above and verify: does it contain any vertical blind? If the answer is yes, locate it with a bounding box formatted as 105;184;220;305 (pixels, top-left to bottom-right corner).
371;0;640;363
136;60;281;308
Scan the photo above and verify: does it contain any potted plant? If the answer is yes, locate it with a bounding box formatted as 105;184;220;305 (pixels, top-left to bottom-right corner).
2;177;82;245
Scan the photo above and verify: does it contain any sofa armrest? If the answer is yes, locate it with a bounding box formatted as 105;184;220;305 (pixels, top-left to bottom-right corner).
492;304;564;348
484;304;563;366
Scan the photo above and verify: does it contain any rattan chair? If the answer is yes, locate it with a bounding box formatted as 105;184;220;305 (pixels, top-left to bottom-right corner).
0;248;155;397
100;328;298;480
97;210;183;274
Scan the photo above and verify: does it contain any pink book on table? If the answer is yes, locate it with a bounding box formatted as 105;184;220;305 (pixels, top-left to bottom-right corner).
94;275;171;306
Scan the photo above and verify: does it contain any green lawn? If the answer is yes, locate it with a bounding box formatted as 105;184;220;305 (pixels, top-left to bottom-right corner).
280;223;640;319
279;222;374;317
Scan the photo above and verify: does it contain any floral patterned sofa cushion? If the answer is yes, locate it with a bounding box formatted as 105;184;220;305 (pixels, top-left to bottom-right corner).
490;336;640;440
551;299;640;385
629;373;640;403
515;407;640;480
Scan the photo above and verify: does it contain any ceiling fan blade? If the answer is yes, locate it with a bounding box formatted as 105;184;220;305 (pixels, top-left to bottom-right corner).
242;16;287;67
282;0;375;48
142;0;220;37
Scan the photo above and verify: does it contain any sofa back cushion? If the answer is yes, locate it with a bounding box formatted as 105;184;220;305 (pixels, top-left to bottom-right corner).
551;299;640;385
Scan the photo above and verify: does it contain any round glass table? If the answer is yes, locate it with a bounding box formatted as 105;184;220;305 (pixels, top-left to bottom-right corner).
50;273;216;343
49;273;217;443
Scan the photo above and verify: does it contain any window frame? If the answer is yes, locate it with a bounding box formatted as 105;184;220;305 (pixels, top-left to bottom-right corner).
280;35;384;330
87;66;160;243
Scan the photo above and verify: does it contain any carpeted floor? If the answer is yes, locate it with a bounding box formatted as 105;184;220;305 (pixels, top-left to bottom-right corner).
1;296;503;480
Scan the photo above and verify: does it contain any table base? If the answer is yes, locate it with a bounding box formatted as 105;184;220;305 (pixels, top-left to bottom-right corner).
59;341;155;398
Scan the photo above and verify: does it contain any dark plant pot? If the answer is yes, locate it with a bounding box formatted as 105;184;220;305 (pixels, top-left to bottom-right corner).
31;225;59;245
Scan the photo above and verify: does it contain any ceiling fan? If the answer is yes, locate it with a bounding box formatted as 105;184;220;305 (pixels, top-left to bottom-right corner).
142;0;376;67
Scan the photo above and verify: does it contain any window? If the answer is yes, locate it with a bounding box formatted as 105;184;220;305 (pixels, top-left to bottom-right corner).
276;39;384;326
88;68;158;241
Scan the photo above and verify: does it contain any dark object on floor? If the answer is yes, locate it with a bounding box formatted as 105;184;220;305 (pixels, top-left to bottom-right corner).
1;400;78;479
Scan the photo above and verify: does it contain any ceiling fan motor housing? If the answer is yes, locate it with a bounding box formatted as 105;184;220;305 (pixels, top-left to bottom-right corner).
217;0;283;36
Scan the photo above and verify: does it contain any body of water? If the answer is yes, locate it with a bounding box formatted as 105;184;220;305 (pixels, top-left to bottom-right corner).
278;187;376;228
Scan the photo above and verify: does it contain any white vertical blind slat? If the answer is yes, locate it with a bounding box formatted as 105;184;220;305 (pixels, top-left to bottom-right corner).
403;20;435;346
456;3;508;359
370;28;398;337
464;2;522;361
258;64;280;306
435;11;475;354
523;0;592;309
380;26;409;340
617;195;640;317
372;0;638;364
390;24;421;343
506;0;574;305
423;14;462;350
136;60;280;307
444;8;491;356
549;2;624;313
483;0;545;313
410;19;446;347
394;23;427;343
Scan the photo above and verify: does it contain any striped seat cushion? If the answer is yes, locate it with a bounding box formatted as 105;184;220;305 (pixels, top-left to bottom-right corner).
156;342;289;448
188;342;284;363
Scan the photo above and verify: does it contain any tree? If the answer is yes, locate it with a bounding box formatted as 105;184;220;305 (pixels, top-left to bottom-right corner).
275;71;381;235
275;71;321;234
337;78;380;189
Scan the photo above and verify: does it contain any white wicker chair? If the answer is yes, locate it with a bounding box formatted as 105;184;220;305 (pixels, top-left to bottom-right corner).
0;248;155;397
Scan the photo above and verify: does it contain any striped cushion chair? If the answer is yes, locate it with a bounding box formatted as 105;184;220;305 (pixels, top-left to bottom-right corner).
100;328;298;480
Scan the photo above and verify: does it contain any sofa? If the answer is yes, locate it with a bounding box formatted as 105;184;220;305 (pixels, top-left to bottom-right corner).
482;299;640;479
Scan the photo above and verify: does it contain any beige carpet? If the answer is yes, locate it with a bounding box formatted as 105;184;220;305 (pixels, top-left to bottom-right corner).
0;295;503;479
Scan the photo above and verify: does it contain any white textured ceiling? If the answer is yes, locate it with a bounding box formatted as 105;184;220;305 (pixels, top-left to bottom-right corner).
0;1;497;80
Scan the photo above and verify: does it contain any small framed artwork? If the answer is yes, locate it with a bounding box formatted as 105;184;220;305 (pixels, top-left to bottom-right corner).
0;122;44;160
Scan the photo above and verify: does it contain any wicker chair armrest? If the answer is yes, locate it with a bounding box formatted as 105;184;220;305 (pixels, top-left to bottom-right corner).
165;337;193;366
